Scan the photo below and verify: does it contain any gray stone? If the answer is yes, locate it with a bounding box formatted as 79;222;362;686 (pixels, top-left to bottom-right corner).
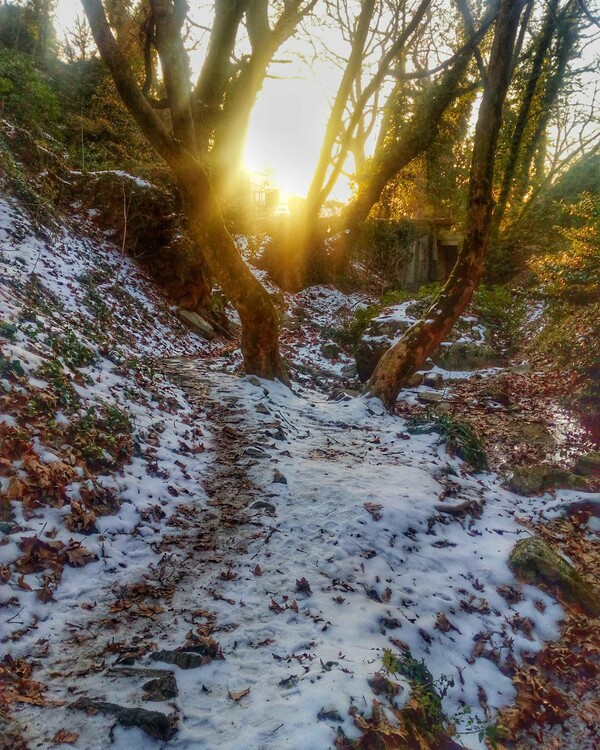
423;372;444;389
355;319;411;382
72;698;175;740
280;312;301;331
417;391;444;404
407;372;424;388
506;465;588;496
355;337;392;382
177;309;214;339
150;650;206;669
341;363;358;378
142;673;178;701
255;403;270;415
245;446;269;458
509;537;600;617
273;469;288;485
574;452;600;478
251;500;276;514
321;341;341;360
432;342;498;371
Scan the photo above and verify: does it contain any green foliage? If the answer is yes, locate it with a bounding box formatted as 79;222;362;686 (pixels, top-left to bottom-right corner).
47;329;97;370
353;219;422;285
0;321;18;340
408;411;489;471
382;649;499;747
0;48;59;127
0;4;37;54
0;354;25;379
36;358;81;411
529;193;600;303
332;290;411;351
68;401;133;470
472;284;526;356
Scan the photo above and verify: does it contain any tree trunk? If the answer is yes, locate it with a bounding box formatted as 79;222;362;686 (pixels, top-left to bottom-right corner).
175;159;289;382
493;0;560;232
368;0;525;411
82;0;288;384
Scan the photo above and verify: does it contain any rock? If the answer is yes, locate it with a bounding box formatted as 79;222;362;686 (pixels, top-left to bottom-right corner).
436;401;452;415
245;446;269;458
417;391;444;404
341;363;358;378
355;336;392;382
150;650;206;670
432;342;498;371
507;465;588;496
142;673;178;702
265;426;286;441
279;312;301;331
574;452;600;478
251;500;276;514
177;309;214;339
509;537;600;617
321;341;341;360
355;318;411;382
72;698;175;740
273;469;288;485
407;372;424;388
255;403;270;415
423;372;444;389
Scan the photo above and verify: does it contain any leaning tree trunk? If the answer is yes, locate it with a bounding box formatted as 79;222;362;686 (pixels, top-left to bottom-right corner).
176;159;289;382
82;0;288;384
368;0;526;410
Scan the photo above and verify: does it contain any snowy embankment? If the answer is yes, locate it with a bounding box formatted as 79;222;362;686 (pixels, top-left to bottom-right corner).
1;191;597;749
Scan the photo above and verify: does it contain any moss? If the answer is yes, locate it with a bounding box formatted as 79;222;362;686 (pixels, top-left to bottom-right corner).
507;465;588;495
510;537;600;617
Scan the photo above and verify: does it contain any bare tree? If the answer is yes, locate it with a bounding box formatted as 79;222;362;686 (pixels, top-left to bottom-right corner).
82;0;289;383
368;0;527;409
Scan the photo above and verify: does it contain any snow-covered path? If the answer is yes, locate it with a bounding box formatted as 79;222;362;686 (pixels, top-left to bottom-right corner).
10;356;580;750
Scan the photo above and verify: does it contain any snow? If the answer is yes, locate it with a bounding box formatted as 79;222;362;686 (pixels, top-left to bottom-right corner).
1;189;599;750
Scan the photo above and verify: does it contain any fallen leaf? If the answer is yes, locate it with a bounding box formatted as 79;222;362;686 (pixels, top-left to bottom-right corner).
52;729;79;744
228;687;251;701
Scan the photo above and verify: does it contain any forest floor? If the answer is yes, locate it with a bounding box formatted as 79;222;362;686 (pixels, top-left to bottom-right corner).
1;188;599;750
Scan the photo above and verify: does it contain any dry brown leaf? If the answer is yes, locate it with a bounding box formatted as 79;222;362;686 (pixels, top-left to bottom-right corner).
228;687;251;701
51;729;79;744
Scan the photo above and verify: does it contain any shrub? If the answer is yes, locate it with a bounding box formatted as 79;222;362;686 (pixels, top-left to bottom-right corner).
0;48;59;127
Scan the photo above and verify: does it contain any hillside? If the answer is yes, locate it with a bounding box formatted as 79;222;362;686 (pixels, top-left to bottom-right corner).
1;131;599;750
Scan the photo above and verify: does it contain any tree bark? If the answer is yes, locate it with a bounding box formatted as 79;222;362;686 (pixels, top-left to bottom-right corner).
368;0;526;410
82;0;288;383
493;0;561;232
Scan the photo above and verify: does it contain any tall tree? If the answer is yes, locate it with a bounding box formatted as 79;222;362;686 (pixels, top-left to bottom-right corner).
368;0;527;409
82;0;289;383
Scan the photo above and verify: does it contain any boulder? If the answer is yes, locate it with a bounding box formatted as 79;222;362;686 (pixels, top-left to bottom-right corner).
417;391;444;404
423;372;444;389
432;342;498;371
407;372;424;388
507;464;588;496
177;309;214;339
355;318;411;382
355;336;392;382
321;341;341;360
574;452;600;478
509;537;600;617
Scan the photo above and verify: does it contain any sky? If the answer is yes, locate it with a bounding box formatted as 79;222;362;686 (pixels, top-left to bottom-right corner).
54;1;351;200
